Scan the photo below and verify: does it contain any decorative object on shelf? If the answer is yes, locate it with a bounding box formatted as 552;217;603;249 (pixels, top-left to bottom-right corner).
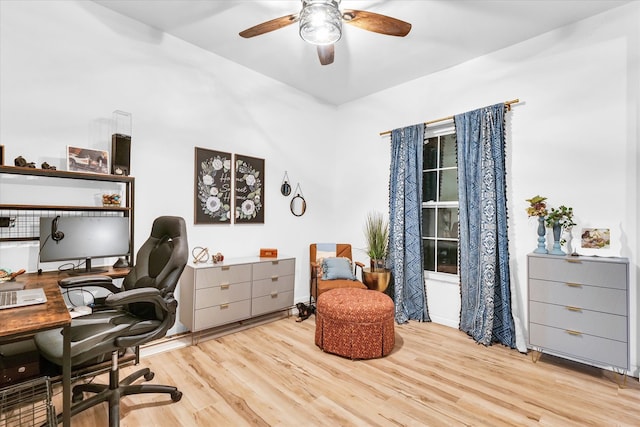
212;252;224;263
235;154;264;224
41;162;56;170
364;211;389;271
290;183;306;217
194;147;232;224
101;193;121;207
67;146;109;174
260;248;278;258
191;247;210;263
14;156;35;168
111;110;132;176
545;205;575;256
526;195;548;254
280;171;291;196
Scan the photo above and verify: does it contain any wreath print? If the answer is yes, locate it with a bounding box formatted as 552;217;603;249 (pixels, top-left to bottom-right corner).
235;158;262;221
197;154;231;222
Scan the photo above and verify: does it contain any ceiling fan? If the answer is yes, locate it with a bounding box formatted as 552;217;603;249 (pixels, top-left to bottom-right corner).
239;0;412;66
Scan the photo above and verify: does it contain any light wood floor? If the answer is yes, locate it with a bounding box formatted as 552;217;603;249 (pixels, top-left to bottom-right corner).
53;316;640;426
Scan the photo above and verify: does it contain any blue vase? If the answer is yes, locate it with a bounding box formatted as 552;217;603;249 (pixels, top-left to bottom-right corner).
549;221;565;255
534;216;548;254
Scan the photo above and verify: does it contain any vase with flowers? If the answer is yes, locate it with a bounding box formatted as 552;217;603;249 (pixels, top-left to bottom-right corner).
526;195;548;254
545;205;575;255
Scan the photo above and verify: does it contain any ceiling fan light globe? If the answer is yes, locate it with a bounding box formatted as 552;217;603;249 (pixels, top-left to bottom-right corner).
299;0;342;46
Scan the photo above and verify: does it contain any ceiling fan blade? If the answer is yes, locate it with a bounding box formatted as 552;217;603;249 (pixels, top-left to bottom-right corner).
317;44;335;66
239;13;299;38
342;9;411;37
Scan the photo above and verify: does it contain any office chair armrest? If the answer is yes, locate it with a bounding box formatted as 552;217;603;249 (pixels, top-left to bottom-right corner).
58;275;121;294
104;287;159;304
104;287;173;313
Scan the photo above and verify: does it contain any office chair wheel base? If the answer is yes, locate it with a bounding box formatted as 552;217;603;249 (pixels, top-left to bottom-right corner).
72;391;84;403
171;390;183;402
144;371;155;381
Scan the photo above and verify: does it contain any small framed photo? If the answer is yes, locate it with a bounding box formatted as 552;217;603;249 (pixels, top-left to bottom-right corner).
578;226;620;257
67;146;109;174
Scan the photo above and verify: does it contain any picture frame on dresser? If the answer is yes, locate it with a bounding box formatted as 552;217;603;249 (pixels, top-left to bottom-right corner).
577;223;620;257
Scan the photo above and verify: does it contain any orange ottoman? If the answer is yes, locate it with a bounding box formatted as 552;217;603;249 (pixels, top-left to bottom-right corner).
315;288;395;359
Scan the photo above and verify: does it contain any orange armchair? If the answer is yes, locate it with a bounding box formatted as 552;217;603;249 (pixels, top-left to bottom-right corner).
309;243;367;303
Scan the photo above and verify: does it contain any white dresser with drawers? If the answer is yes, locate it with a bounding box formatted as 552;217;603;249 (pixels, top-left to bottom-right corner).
179;256;295;333
528;253;629;372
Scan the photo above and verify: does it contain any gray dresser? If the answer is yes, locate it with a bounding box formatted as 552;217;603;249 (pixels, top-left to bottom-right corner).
180;256;295;333
528;253;629;371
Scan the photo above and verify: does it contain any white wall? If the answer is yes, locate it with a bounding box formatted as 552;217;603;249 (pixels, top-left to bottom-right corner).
1;1;638;375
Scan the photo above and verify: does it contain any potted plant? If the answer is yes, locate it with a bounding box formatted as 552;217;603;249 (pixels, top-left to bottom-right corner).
364;211;389;271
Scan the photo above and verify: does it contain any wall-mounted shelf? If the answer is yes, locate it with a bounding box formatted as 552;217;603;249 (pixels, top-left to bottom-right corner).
0;165;134;183
0;166;135;263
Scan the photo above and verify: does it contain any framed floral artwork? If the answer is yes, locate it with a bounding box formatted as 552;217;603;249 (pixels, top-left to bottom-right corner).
234;154;264;224
194;147;232;224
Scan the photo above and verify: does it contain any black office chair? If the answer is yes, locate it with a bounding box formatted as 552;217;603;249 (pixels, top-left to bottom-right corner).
34;216;189;426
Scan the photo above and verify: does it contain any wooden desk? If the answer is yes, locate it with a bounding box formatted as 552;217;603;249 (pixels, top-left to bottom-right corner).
0;268;128;427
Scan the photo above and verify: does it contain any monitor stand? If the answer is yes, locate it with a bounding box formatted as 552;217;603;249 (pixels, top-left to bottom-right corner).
68;258;109;276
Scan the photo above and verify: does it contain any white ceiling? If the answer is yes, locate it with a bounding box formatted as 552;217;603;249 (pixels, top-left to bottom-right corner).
93;0;630;105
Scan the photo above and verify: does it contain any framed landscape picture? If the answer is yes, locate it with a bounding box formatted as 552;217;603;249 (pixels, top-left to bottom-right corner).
67;146;109;174
194;147;232;224
234;154;264;224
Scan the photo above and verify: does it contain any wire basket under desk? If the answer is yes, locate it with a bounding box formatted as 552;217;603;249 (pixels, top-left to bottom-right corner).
0;376;55;427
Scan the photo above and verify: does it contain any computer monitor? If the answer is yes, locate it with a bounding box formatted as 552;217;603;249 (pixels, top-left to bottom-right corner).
39;216;130;274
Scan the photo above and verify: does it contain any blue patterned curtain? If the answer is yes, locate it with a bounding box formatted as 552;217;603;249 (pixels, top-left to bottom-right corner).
455;103;515;347
389;125;430;324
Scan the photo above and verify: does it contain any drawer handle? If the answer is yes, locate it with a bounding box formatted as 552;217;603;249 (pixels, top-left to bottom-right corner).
220;284;230;290
566;306;582;312
271;260;279;265
270;291;278;298
220;303;229;310
566;283;582;288
221;266;230;271
565;259;582;264
566;330;582;336
271;276;279;281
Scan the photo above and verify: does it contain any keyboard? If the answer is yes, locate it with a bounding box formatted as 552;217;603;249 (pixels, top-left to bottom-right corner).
0;291;18;306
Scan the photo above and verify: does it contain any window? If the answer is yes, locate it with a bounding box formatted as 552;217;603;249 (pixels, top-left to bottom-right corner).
422;128;459;275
